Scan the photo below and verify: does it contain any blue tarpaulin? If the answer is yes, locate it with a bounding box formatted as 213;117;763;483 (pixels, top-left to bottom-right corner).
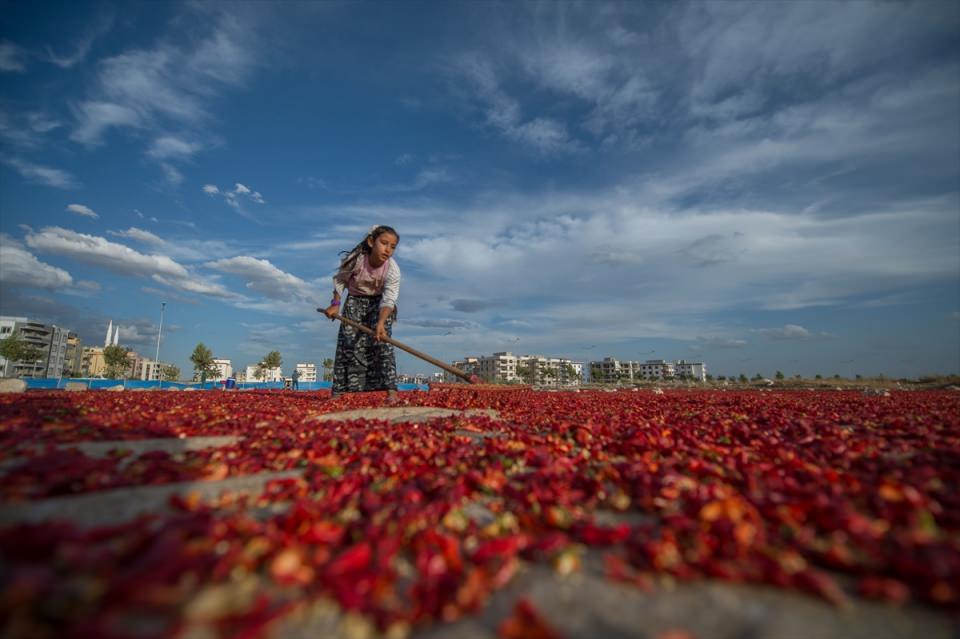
20;378;429;391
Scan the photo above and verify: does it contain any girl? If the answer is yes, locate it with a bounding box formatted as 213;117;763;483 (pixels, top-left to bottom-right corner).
322;225;401;396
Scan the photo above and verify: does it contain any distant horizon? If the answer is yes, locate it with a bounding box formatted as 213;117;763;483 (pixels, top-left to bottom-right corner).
1;2;957;381
3;310;956;383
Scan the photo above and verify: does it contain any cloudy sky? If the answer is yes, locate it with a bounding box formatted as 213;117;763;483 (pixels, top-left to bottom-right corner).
1;1;958;379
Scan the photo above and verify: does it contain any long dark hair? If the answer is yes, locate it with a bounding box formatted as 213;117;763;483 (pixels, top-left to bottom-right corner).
338;225;399;272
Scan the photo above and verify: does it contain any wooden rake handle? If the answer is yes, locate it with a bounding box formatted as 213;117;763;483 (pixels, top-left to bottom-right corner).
320;310;478;384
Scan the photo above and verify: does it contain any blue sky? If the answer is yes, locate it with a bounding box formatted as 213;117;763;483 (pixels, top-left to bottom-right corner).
1;1;958;380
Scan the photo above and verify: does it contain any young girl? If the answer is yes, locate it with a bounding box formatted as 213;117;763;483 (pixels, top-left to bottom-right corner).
322;225;401;396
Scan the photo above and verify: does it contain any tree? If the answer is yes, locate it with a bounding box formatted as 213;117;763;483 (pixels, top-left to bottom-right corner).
589;364;604;384
255;351;282;382
815;374;823;380
162;365;180;381
103;345;130;379
738;374;748;383
322;358;334;382
516;361;535;384
0;334;44;375
190;343;217;382
775;371;785;380
561;363;578;385
262;350;282;370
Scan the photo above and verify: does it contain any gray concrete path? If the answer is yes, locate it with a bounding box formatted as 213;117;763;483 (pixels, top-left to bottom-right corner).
0;469;302;528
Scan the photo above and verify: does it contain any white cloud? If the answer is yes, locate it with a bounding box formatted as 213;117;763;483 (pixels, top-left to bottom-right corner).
45;14;113;69
456;53;581;155
69;10;260;177
205;256;316;302
0;235;74;290
66;203;99;219
751;325;812;340
205;182;266;208
0;41;26;72
70;101;143;146
134;209;160;223
1;157;78;189
159;162;183;185
108;227;165;246
25;226;189;278
147;136;204;160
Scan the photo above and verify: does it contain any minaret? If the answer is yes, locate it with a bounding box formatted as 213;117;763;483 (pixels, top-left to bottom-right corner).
105;320;113;347
113;325;120;346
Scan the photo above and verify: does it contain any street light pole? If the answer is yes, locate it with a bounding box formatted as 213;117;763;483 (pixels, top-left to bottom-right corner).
155;302;166;386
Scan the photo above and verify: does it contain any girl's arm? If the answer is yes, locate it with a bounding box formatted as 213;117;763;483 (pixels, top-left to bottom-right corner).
376;261;401;340
375;305;392;341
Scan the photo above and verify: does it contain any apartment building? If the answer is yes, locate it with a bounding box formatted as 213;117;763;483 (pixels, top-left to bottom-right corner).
674;360;707;381
212;358;233;381
295;362;317;383
245;364;283;382
0;316;72;378
590;357;707;382
448;352;583;385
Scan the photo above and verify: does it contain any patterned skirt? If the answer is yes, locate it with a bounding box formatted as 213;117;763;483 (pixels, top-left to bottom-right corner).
332;294;398;394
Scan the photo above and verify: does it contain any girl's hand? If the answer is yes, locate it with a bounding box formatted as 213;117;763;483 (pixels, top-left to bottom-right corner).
324;305;340;320
375;322;389;342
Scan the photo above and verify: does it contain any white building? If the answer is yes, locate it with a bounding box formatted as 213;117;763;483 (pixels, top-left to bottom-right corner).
211;358;232;381
245;364;282;382
448;352;582;385
295;362;317;382
674;360;707;381
590;357;707;382
638;359;675;380
137;359;174;381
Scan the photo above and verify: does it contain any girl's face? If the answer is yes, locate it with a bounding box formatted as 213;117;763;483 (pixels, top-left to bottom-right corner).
367;231;398;266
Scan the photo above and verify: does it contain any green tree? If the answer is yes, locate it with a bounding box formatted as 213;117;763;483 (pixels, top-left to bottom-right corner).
775;371;785;380
738;374;748;383
262;350;282;370
561;363;578;385
589;364;603;383
162;365;180;381
103;345;130;379
815;374;823;380
256;351;282;381
0;334;44;374
190;343;217;382
516;361;535;384
322;358;334;382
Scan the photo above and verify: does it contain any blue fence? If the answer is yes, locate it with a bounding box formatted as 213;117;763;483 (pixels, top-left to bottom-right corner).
21;378;429;392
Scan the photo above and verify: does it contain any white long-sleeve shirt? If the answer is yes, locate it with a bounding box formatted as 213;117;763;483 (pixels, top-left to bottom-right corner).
332;254;401;309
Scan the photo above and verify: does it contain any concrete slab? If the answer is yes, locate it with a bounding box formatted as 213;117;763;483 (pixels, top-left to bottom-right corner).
0;378;27;393
414;557;955;639
0;469;303;528
66;436;241;458
312;407;501;424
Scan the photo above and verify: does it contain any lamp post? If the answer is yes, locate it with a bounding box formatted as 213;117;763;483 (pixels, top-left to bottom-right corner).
155;302;166;387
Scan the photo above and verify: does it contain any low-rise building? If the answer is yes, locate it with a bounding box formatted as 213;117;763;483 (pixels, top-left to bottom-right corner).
245;364;283;382
295;362;317;383
448;352;583;385
82;347;106;377
590;357;707;382
212;358;233;381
